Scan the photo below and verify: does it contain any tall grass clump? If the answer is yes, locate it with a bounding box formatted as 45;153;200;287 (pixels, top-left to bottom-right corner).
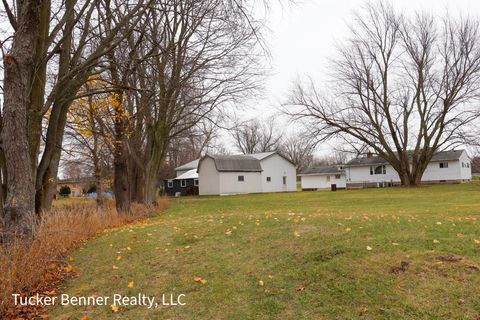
0;198;169;318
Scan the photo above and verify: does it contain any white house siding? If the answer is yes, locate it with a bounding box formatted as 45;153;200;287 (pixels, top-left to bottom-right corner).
346;151;471;187
346;165;400;187
198;157;220;195
301;174;346;190
218;172;262;195
260;154;297;192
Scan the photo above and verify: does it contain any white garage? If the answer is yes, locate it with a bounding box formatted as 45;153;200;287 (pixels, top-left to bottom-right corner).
299;166;346;191
198;151;296;195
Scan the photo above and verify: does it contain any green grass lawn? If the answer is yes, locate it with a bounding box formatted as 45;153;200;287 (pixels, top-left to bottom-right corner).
51;184;480;319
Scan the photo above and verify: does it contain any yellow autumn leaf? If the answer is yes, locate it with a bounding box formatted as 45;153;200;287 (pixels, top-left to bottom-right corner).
193;276;208;285
258;280;264;286
293;230;300;237
110;304;119;313
80;316;89;320
345;227;351;232
69;256;75;262
116;255;122;261
366;246;372;251
65;265;74;273
128;281;134;288
112;265;119;270
474;239;480;244
433;239;440;244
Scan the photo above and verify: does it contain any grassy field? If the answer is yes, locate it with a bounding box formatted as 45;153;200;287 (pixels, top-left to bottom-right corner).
51;184;480;319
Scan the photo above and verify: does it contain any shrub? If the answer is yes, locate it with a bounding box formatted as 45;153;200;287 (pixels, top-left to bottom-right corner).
59;185;71;196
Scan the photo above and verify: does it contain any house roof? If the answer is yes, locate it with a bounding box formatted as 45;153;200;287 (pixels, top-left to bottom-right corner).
173;169;198;180
175;159;199;171
345;150;465;167
300;166;345;175
248;151;276;160
201;154;263;172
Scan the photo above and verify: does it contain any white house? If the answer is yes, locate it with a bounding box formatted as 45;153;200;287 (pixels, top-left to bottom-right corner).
198;151;297;195
344;150;472;188
174;159;199;177
299;166;346;191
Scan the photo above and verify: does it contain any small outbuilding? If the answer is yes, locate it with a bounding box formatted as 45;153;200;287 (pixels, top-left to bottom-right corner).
299;166;346;191
198;151;297;195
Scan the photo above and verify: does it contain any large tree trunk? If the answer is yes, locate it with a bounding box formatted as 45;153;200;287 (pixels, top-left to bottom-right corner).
143;134;168;205
112;92;131;213
1;0;41;245
28;0;51;178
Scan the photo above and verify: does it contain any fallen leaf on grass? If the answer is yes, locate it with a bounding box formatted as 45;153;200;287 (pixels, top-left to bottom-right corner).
433;239;440;244
366;246;372;251
80;316;89;320
268;274;273;279
258;280;264;286
293;230;300;237
65;265;74;273
194;276;207;285
112;265;119;270
345;227;351;232
128;281;134;288
474;239;480;244
69;256;75;262
110;304;119;313
296;284;306;291
116;255;122;261
391;242;399;246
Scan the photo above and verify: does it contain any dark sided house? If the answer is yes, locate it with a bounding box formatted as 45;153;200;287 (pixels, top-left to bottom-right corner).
164;168;199;196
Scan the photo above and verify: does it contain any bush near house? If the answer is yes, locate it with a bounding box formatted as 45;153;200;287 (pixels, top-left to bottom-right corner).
59;185;71;197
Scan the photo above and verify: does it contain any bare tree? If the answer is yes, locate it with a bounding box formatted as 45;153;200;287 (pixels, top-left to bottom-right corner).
231;116;283;154
285;1;480;186
279;134;316;172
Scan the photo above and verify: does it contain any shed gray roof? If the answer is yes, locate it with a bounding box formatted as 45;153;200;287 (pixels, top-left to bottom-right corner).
345;150;465;167
300;166;345;175
202;154;262;172
175;159;199;171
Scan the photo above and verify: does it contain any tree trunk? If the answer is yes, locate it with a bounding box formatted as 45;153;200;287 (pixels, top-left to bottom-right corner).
143;136;167;205
113;92;130;213
1;0;41;245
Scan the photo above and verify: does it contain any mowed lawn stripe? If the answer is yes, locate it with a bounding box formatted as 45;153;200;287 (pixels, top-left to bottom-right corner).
51;184;480;319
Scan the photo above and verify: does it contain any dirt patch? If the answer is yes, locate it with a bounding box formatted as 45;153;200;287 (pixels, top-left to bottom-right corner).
390;261;410;274
436;255;463;262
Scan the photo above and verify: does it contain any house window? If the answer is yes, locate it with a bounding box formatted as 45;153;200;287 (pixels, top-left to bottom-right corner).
194;179;199;186
238;175;244;182
335;174;341;179
266;177;271;182
167;180;173;188
326;175;331;182
181;179;186;187
467;163;470;168
439;162;448;168
282;176;287;185
371;165;386;175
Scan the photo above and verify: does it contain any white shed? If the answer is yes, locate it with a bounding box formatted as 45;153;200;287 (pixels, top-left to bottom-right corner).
197;152;296;195
299;166;346;190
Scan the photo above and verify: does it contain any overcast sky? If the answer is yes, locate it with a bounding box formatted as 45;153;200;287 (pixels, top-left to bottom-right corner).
225;0;480;154
261;0;480;110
